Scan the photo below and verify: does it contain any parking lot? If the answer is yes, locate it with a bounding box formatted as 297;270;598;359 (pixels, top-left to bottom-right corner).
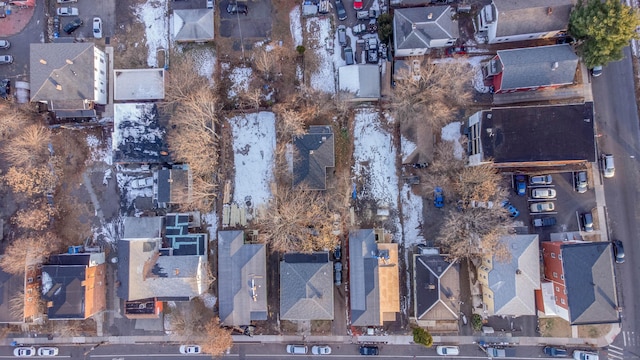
507;168;600;241
218;0;273;39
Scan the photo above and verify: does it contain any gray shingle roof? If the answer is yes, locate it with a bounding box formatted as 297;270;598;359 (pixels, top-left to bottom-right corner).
173;9;214;42
338;65;381;100
413;255;459;321
562;242;619;325
218;230;267;326
29;43;96;103
293;126;335;190
280;253;333;320
487;234;539;316
394;6;458;50
496;44;578;91
493;0;574;38
349;229;380;326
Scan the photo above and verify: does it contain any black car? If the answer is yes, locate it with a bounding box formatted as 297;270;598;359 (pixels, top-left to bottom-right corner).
359;346;379;355
613;240;625;264
335;0;347;20
63;18;83;34
226;3;248;15
333;245;341;260
0;79;10;99
543;346;568;357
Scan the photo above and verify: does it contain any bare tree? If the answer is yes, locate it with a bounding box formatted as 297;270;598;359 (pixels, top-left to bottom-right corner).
0;233;60;275
0;103;38;140
199;317;233;356
13;201;56;231
3;124;50;168
275;109;306;138
392;58;473;129
454;163;508;208
3;166;57;197
164;55;210;107
420;141;465;197
255;187;337;253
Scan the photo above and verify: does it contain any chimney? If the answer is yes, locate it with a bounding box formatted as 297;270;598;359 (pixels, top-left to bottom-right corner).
427;12;433;19
39;59;47;65
547;7;553;15
552;61;559;70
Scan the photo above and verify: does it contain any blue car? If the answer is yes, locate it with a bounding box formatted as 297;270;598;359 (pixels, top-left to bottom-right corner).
434;187;444;208
515;175;526;196
502;200;520;218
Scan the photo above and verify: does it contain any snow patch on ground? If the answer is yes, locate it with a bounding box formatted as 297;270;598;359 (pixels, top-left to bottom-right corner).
135;0;168;67
400;183;424;246
92;216;123;244
289;7;303;47
86;134;113;166
400;135;417;163
201;293;217;310
228;66;253;99
190;48;217;86
116;170;154;210
306;17;335;93
441;122;464;160
202;210;218;244
229;112;276;208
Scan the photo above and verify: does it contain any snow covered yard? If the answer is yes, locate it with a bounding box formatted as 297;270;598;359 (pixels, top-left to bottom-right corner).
228;112;276;213
135;0;169;67
305;17;337;93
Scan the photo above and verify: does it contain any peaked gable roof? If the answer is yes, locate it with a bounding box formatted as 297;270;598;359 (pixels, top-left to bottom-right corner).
349;229;381;325
496;44;578;90
561;242;619;325
30;43;97;103
394;6;458;50
338;65;381;100
414;255;459;321
487;234;540;316
173;9;214;42
293;126;335;190
218;230;267;326
493;0;574;38
280;253;333;320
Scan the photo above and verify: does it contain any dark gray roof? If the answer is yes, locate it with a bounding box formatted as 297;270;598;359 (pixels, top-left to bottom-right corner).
562;242;619;325
29;43;96;103
496;44;578;91
173;9;214;42
112;103;170;164
493;0;574;38
349;229;380;326
413;255;459;320
156;168;192;205
394;6;458;50
122;216;164;240
486;234;539;316
280;253;333;320
478;102;595;164
0;266;24;323
293;126;335;190
218;230;267;326
41;264;87;319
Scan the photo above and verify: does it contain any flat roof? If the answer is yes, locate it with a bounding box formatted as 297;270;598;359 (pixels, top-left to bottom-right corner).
480;102;595;164
114;69;165;101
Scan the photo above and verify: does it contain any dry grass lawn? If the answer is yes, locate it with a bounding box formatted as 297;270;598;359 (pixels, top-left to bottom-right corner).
539;318;572;338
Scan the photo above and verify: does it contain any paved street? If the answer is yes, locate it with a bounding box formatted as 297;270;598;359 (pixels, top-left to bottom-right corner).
591;46;640;359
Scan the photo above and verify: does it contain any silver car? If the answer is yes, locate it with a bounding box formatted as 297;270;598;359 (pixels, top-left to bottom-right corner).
0;39;10;49
575;171;588;193
529;174;552;185
0;55;13;64
57;6;79;16
530;202;554;213
532;188;556;199
93;17;102;39
602;154;615;178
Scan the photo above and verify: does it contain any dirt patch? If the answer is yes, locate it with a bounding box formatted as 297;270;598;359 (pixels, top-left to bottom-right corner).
112;0;149;68
310;320;332;335
578;323;611;338
280;320;299;334
539;317;572;338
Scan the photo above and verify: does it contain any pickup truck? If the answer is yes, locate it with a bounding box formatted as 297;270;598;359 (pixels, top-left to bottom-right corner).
356;10;369;20
131;177;154;189
352;23;366;35
365;38;378;63
486;348;516;358
533;217;557;227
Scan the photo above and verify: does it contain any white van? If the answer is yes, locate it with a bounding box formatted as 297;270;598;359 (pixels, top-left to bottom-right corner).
436;346;460;356
286;345;308;354
602;154;615;178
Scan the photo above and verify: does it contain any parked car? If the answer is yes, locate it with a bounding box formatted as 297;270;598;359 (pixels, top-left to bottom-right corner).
602;154;615;178
286;345;308;354
344;46;354;65
581;212;594;232
445;46;467;57
573;350;599;360
179;345;201;354
311;345;332;355
57;0;77;3
63;18;83;34
53;16;60;37
333;245;341;260
131;177;153;189
530;174;553;185
0;78;10;99
515;175;526;196
471;200;494;209
335;0;347;20
37;347;59;357
337;25;346;46
334;261;342;285
612;240;625;264
353;0;363;9
530;202;554;213
436;346;460;356
502;200;520;218
575;171;588;193
591;65;603;77
57;6;79;16
532;188;556;199
0;39;10;49
0;55;13;65
533;217;557;227
92;17;103;39
226;3;248;15
434;187;444;208
207;0;213;8
544;346;568;357
356;10;369;20
486;347;515;357
352;23;366;35
365;37;378;63
13;347;36;357
359;346;379;355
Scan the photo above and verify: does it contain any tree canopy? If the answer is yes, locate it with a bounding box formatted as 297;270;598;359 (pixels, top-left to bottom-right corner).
569;0;640;68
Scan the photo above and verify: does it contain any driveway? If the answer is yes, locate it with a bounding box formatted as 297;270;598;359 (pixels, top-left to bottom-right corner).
219;0;272;38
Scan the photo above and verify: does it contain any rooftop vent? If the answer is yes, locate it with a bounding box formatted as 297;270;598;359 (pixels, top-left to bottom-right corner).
551;61;559;70
65;59;73;65
547;7;553;15
427;12;433;19
39;59;47;65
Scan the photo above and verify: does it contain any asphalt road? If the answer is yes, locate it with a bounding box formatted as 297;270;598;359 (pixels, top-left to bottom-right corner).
591;46;640;360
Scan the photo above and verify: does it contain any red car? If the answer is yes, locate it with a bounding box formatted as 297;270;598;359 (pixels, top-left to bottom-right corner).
353;0;363;10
